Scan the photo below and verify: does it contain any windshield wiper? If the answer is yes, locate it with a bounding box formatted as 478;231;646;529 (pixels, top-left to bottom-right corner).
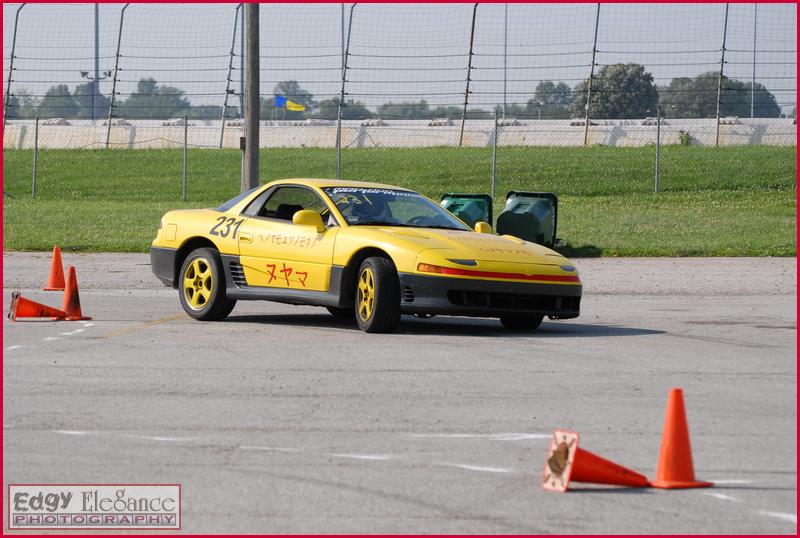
349;220;415;227
349;221;467;231
417;225;466;231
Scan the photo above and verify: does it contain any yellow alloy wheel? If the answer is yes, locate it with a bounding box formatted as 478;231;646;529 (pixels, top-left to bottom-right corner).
183;257;214;310
357;266;375;321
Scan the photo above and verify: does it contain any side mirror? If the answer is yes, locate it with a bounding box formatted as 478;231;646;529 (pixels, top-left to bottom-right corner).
293;209;326;233
474;221;493;234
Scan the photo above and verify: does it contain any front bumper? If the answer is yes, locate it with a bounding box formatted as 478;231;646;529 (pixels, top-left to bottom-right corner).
398;272;581;319
150;246;177;288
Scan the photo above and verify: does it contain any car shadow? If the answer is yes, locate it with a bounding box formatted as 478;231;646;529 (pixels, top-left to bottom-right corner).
225;312;663;338
396;316;663;338
226;313;363;331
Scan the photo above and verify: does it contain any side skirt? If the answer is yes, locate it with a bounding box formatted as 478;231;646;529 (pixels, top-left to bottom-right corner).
220;254;348;308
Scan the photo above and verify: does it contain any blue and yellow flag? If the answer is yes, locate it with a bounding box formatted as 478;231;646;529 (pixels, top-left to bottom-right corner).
285;100;305;112
274;94;305;112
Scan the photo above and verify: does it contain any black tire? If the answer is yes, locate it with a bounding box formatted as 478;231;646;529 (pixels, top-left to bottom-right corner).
355;256;401;333
178;247;236;321
499;313;544;331
326;306;355;320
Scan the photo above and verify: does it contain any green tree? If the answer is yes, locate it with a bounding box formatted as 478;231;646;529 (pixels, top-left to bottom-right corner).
530;81;572;118
12;89;39;118
376;100;431;119
430;105;463;119
464;107;492;119
660;72;781;118
312;96;372;120
188;105;224;119
37;84;80;118
116;78;190;119
494;103;528;118
571;63;658;119
4;94;20;118
73;82;110;120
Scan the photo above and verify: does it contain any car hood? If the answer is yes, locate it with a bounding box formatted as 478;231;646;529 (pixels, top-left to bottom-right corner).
378;227;565;265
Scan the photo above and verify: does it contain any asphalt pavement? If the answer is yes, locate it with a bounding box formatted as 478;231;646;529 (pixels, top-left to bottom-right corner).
3;253;797;533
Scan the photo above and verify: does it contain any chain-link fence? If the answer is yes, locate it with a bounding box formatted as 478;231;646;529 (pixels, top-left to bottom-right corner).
3;3;797;201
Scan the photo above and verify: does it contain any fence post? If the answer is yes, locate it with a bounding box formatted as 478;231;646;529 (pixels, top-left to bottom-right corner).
106;3;130;148
491;107;498;201
220;3;242;149
715;3;729;147
584;3;600;146
459;3;478;148
3;3;26;134
336;3;356;179
654;107;661;193
341;3;345;76
751;4;757;118
32;116;38;198
503;3;508;119
183;114;188;202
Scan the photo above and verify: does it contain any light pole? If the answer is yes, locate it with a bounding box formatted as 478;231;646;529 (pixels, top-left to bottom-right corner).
80;70;111;123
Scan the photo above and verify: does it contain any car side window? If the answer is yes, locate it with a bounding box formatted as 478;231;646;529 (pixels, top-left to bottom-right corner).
255;186;336;225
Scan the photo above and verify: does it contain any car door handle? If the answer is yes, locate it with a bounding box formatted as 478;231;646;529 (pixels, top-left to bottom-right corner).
239;232;252;243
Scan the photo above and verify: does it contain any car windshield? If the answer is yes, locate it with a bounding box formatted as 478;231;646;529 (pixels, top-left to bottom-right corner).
323;187;471;231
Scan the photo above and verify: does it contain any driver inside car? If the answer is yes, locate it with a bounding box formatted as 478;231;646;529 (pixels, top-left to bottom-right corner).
350;196;396;224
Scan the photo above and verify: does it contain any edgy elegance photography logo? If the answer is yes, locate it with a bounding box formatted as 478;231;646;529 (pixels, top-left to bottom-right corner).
8;484;181;530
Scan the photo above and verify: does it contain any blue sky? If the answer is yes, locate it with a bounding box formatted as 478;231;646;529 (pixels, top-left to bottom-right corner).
3;3;796;114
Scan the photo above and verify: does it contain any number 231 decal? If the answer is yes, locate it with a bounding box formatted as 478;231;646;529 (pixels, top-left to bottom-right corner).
210;216;244;239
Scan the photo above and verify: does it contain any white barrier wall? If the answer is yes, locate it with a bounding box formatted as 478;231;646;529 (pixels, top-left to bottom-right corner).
3;118;796;150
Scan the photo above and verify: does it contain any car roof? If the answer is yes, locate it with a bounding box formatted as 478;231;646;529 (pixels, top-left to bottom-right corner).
267;178;412;191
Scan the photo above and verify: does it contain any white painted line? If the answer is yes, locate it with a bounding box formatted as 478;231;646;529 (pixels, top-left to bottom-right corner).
411;432;550;441
81;322;95;327
709;479;753;484
60;329;85;336
757;511;797;524
130;435;198;443
438;462;514;474
327;453;394;461
55;430;91;436
488;433;552;441
43;336;61;341
238;445;301;453
703;492;740;502
6;345;22;350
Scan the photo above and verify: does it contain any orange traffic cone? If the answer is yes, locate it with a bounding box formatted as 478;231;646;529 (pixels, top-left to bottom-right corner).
541;429;649;492
649;388;713;489
43;245;65;291
60;266;92;321
8;291;67;321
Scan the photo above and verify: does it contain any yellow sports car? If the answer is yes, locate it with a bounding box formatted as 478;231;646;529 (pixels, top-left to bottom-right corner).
151;179;581;333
